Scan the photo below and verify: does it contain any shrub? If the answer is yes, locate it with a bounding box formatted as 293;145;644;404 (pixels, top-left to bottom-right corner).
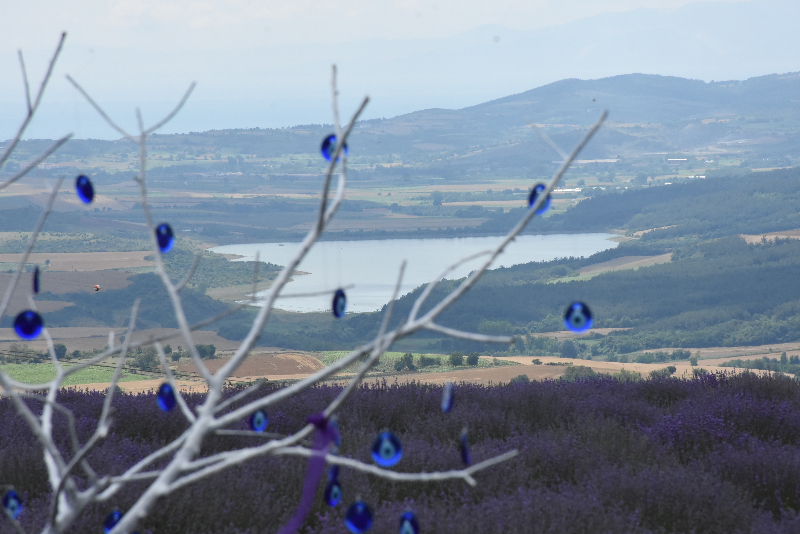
401;352;415;371
509;374;529;383
690;356;698;366
532;359;542;365
562;365;598;381
418;354;441;367
636;353;655;364
132;347;158;371
449;351;464;366
466;352;480;366
53;343;67;359
672;349;691;360
613;369;641;382
649;366;677;379
197;344;217;359
559;339;578;359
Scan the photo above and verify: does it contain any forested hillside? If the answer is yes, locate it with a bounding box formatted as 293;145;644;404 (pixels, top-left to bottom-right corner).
216;166;800;354
481;166;800;237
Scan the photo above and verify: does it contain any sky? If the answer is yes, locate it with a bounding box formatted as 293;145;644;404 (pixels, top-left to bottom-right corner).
1;0;797;140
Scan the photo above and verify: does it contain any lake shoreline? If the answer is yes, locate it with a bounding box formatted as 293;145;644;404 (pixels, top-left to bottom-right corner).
211;233;618;313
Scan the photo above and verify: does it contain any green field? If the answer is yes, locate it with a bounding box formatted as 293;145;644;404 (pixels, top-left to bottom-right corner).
0;362;151;386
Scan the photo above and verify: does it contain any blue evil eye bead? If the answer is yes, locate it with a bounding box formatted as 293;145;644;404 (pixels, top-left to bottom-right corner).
321;134;349;162
399;511;420;534
332;289;346;318
33;265;40;294
460;428;471;466
328;465;340;481
528;183;551;215
441;381;454;413
563;302;593;333
330;418;342;447
157;382;177;412
324;479;343;507
249;410;268;432
75;174;94;204
104;510;122;533
371;431;403;467
2;489;22;520
14;310;43;340
345;501;373;533
155;223;175;253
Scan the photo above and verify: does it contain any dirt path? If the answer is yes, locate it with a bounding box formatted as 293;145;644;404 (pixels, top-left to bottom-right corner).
578;253;672;275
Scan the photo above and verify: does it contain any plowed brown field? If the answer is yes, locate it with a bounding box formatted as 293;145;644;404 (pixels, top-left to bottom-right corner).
176;352;325;379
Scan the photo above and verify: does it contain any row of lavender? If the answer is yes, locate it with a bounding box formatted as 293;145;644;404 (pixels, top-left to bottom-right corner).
3;372;800;533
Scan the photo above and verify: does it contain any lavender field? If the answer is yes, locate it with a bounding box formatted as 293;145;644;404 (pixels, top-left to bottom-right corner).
3;373;800;533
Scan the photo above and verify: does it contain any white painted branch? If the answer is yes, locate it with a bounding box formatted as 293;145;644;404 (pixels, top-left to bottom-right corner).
0;32;66;170
276;447;520;487
424;323;515;344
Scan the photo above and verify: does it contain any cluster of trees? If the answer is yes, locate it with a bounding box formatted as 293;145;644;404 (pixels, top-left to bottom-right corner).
719;352;800;376
392;351;481;371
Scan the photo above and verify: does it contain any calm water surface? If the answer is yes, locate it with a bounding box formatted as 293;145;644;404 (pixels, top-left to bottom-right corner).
211;233;617;313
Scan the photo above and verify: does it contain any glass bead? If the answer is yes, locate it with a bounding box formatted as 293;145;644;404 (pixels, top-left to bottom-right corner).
328;465;340;481
157;382;177;412
33;265;40;294
249;410;268;432
155;223;175;253
324;479;342;507
441;382;454;413
332;289;346;318
14;310;43;340
527;183;551;215
399;511;420;534
460;428;471;466
320;134;349;162
104;510;122;533
345;501;373;533
75;174;94;204
371;431;403;467
563;302;593;333
2;489;22;520
330;418;342;447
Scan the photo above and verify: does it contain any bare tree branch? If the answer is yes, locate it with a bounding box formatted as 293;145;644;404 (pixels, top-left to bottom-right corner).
0;32;66;169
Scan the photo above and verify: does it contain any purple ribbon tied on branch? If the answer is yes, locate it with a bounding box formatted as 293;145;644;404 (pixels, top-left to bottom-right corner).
277;413;341;534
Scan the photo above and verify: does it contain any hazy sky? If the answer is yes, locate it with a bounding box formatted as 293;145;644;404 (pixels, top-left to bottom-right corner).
1;0;746;50
2;0;795;139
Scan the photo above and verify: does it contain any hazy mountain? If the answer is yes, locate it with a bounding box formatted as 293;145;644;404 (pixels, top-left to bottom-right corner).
3;0;799;140
6;72;800;173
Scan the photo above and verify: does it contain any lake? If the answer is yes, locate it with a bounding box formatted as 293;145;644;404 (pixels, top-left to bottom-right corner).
210;233;618;313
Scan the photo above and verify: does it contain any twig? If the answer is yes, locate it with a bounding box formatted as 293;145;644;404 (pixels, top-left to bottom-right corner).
0;32;66;170
175;253;202;292
18;50;32;114
275;447;520;487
